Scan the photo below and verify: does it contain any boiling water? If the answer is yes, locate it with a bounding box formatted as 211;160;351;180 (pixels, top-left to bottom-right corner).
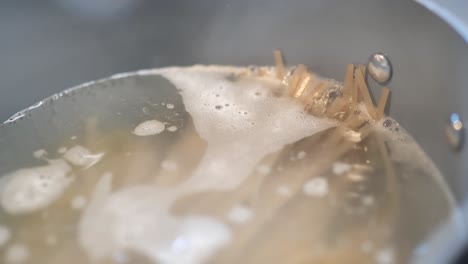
0;66;461;264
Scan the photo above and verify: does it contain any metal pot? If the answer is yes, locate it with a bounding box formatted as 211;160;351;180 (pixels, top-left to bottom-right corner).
0;0;467;263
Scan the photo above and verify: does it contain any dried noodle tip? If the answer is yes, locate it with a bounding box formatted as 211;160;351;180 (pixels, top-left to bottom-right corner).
274;49;286;80
377;87;391;120
288;64;307;96
355;67;377;119
293;72;313;98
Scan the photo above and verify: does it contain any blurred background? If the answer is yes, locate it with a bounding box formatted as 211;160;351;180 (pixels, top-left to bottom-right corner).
0;0;466;122
0;0;225;122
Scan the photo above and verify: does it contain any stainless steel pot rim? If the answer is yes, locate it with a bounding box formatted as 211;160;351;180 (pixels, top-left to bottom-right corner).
1;70;145;126
417;0;468;42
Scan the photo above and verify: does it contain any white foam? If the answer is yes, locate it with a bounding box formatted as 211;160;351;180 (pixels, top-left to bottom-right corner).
167;126;178;132
33;149;47;159
343;129;362;142
155;66;335;192
133;120;165;136
1;159;73;215
79;177;230;264
227;205;253;224
78;66;336;263
0;225;11;248
332;162;351;175
5;244;29;263
303;177;328;197
64;145;104;168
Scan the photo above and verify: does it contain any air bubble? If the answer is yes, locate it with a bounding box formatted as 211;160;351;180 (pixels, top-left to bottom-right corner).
166;104;175;109
332;162;351;175
215;105;223;110
133;120;165;136
383;119;393;128
167;126;178;132
303;177;328;197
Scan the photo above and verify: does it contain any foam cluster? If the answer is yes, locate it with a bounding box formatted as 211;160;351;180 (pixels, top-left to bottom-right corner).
78;65;336;263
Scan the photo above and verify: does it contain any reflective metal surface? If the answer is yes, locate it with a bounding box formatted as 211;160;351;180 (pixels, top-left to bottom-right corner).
446;113;464;151
367;53;392;84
